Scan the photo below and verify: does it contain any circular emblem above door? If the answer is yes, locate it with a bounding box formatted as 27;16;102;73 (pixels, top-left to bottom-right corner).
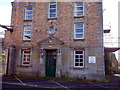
47;27;56;35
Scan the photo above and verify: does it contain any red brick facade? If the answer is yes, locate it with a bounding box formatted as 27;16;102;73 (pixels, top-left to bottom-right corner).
5;2;103;47
4;1;105;80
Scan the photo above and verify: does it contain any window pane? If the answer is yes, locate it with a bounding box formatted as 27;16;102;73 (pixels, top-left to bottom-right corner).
26;58;30;61
75;34;83;38
50;14;56;18
25;7;33;20
50;9;56;13
23;62;30;64
24;31;31;34
26;16;32;20
76;2;83;6
50;2;56;4
50;5;56;8
77;7;83;10
48;2;57;18
23;57;27;60
76;11;83;16
80;55;83;58
75;2;84;17
24;26;32;30
26;7;32;10
75;63;79;66
24;26;31;38
75;24;83;28
75;55;79;58
24;49;30;52
80;63;83;66
74;50;84;67
22;49;31;65
75;51;83;54
80;59;83;62
26;12;32;15
75;59;79;62
24;35;31;39
76;29;83;33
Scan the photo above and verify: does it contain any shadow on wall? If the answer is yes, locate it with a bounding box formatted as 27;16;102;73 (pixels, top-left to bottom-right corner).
104;52;119;75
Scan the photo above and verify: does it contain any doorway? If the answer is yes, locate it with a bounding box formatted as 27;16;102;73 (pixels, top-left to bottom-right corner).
45;50;57;77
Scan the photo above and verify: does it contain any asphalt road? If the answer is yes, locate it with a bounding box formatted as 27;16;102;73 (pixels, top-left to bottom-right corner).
1;75;120;90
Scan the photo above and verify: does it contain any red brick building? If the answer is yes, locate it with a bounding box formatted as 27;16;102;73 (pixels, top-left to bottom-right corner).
4;1;105;80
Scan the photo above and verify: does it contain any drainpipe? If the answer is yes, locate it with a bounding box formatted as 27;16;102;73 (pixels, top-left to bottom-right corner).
6;48;10;75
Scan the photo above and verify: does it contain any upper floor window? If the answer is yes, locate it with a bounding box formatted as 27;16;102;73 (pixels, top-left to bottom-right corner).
23;26;32;41
21;49;31;66
74;23;84;39
74;2;84;17
24;7;33;20
48;1;57;18
74;50;84;68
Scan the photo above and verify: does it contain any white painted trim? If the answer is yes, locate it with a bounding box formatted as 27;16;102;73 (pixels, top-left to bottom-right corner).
74;2;84;17
23;26;32;41
24;7;33;20
74;50;84;68
21;49;32;66
48;1;57;19
74;23;84;39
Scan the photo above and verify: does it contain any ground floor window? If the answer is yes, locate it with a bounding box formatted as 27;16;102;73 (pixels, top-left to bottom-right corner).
74;50;84;68
21;48;31;65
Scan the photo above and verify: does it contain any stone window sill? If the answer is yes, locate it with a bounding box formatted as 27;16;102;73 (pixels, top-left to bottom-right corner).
22;40;31;42
47;17;57;20
70;67;86;70
24;19;32;22
74;16;85;18
17;65;32;67
73;39;85;41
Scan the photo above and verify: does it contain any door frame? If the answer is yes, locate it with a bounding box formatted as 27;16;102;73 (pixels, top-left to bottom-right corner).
45;49;57;77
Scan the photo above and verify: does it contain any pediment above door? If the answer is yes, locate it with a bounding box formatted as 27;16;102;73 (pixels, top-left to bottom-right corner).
39;36;64;45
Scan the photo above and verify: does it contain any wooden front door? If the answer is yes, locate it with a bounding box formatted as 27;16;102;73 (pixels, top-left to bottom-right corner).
45;50;57;77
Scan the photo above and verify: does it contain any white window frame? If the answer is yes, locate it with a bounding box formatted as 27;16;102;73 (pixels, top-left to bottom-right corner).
22;49;31;66
23;26;32;41
74;50;84;68
48;1;57;18
24;7;33;20
74;23;84;39
74;2;84;17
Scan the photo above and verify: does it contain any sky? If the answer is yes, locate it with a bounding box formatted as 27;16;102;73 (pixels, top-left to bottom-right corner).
0;0;119;46
103;0;119;47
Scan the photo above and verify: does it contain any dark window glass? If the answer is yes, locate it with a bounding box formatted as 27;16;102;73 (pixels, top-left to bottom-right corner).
75;51;83;54
76;29;83;33
75;55;79;58
80;55;83;58
26;7;32;10
77;7;83;10
80;59;83;62
75;63;79;66
75;59;79;62
75;24;83;28
75;34;83;38
50;14;56;17
50;2;56;4
50;9;56;13
50;5;56;8
80;63;83;66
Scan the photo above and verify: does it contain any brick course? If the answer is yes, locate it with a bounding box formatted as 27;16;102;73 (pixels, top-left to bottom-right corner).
4;2;105;80
4;2;103;47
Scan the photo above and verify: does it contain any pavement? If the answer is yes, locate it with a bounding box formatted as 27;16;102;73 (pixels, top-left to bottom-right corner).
1;74;120;90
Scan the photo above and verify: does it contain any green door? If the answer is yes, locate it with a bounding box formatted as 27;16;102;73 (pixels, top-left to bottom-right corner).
45;50;57;77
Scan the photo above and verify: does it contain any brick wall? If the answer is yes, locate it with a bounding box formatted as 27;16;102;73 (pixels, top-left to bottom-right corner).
4;2;103;48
